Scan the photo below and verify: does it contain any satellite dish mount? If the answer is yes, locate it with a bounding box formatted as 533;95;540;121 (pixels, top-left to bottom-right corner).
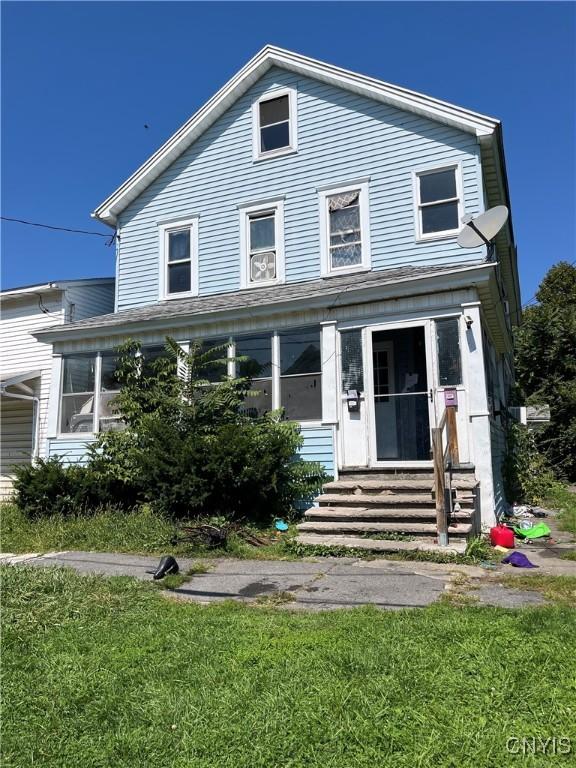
457;206;509;261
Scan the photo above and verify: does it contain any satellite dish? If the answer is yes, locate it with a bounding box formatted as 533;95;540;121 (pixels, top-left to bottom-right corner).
457;205;509;249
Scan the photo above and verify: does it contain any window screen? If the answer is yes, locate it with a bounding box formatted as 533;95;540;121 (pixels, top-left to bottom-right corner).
279;326;322;421
341;329;364;392
436;318;462;386
60;355;95;433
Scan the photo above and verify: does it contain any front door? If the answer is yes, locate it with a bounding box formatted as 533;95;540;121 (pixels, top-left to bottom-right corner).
369;325;432;464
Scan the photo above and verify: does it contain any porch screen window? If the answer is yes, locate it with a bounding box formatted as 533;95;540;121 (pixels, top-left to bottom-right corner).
258;95;290;154
328;191;362;269
60;355;95;433
167;228;191;294
417;168;460;236
198;338;230;383
236;333;273;417
341;329;364;392
279;326;322;421
249;212;276;283
436;318;462;386
99;354;123;432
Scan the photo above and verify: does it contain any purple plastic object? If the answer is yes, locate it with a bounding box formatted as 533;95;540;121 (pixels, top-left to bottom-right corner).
502;552;538;569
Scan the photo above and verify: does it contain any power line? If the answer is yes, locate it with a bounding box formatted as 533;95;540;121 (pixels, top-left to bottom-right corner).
1;216;116;244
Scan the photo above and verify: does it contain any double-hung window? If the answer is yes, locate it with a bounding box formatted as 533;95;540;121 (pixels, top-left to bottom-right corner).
415;166;462;239
160;217;198;299
319;180;371;275
253;88;297;159
239;199;284;288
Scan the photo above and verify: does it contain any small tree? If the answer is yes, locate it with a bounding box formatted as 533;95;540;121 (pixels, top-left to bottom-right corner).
88;338;327;520
514;262;576;481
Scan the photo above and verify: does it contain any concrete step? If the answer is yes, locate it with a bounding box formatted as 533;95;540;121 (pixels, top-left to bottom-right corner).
316;493;475;508
297;520;472;536
295;533;467;555
304;507;472;521
325;478;478;492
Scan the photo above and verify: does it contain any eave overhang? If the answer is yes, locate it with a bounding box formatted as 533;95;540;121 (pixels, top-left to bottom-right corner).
34;263;504;348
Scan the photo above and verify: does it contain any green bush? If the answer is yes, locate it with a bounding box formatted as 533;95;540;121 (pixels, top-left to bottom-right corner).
15;338;327;523
13;457;138;519
503;421;562;504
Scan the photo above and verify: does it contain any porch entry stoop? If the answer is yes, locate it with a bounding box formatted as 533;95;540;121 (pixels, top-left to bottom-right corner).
296;468;480;553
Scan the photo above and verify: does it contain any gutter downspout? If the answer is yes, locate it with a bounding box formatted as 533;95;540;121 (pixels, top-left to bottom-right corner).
0;388;41;460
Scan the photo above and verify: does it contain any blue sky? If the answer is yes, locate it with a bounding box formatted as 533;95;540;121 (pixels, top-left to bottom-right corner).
2;1;574;303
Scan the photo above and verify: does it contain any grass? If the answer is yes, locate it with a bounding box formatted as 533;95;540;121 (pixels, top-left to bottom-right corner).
544;485;576;537
498;574;576;607
156;563;211;591
0;503;295;560
2;565;575;768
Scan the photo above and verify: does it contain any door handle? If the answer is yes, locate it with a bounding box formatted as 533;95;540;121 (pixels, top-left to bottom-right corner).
429;389;433;402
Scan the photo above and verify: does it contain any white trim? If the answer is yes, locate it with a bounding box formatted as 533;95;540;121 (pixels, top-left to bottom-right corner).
92;45;499;226
412;163;464;242
57;352;97;438
158;216;199;300
364;320;436;468
239;199;285;289
319;179;371;277
271;331;281;410
252;86;298;161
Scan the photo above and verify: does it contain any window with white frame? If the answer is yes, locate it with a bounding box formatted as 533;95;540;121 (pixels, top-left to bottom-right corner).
319;181;371;275
60;355;96;433
279;326;322;421
253;89;297;159
160;218;198;298
239;200;284;288
415;166;462;238
59;347;175;434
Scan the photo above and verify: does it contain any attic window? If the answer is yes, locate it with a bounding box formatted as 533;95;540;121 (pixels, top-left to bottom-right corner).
254;88;297;159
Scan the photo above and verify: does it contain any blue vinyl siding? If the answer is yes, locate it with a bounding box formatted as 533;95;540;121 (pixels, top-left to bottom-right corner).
48;438;95;466
47;428;334;475
116;68;484;310
298;426;334;475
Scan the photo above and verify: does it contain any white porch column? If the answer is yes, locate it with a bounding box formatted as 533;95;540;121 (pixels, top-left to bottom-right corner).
320;321;338;424
461;301;496;527
46;354;62;442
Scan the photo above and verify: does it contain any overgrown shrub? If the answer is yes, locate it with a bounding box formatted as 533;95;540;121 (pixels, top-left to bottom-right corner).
13;457;138;519
503;421;562;504
16;338;327;522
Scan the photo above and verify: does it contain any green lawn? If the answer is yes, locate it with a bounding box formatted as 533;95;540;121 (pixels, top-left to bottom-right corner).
547;485;576;536
2;565;575;768
0;503;291;560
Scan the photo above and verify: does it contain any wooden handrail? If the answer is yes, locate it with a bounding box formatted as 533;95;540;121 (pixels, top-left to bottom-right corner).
432;405;460;547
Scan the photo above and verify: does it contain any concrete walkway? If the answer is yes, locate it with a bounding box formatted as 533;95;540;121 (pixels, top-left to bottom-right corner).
0;550;561;610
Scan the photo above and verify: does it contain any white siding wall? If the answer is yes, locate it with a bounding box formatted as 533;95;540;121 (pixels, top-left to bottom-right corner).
0;292;64;460
0;399;33;497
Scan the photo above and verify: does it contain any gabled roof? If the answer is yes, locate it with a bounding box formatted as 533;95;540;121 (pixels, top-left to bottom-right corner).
92;45;501;227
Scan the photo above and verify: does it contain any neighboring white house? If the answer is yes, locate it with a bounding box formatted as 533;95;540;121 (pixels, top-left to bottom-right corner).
0;279;114;497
